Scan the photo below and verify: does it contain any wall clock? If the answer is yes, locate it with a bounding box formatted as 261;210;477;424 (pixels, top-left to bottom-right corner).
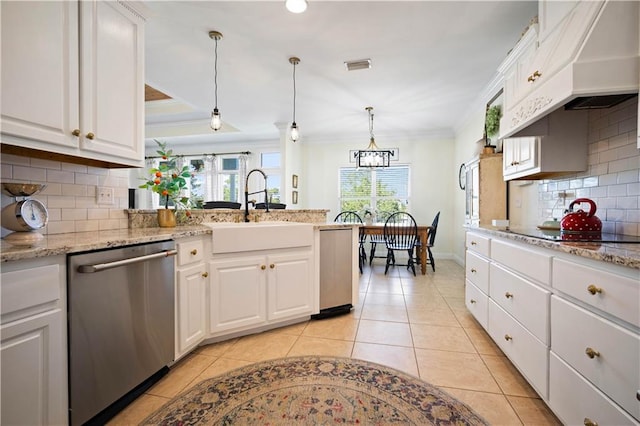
458;163;466;190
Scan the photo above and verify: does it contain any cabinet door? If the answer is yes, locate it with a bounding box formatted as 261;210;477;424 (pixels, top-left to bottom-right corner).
503;34;538;111
267;250;314;321
1;309;67;426
209;256;267;334
503;137;539;178
0;1;80;148
176;263;208;357
79;1;144;166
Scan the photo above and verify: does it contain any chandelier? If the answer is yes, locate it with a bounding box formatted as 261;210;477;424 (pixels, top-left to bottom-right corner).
356;107;393;168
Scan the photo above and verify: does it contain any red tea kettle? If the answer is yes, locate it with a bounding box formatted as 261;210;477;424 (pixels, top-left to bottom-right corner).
560;198;602;235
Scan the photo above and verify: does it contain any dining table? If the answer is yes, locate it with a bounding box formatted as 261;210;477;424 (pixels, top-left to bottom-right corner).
360;224;432;275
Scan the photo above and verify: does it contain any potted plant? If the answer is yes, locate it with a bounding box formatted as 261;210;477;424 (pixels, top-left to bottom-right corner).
139;140;193;227
484;104;502;153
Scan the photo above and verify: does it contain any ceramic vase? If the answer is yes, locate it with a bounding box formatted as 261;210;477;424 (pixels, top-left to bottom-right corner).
157;209;176;227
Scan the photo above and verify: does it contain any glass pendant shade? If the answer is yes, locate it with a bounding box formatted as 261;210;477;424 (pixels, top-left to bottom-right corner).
290;122;299;142
285;0;308;13
210;108;221;131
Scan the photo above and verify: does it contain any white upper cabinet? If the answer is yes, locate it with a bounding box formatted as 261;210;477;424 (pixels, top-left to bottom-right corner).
1;1;145;168
499;1;638;138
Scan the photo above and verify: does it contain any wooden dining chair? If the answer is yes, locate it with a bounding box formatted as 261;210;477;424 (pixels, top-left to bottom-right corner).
383;212;418;276
334;211;366;273
414;211;440;272
368;212;390;266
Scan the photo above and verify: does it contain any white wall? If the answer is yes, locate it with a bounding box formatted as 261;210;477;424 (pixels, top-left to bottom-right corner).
301;134;455;258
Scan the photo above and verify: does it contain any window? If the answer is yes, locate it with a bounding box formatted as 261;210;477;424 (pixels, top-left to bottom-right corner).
261;152;281;203
339;166;410;221
218;157;240;202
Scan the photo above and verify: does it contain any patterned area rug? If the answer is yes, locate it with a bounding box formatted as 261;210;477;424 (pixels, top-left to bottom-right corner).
143;356;488;425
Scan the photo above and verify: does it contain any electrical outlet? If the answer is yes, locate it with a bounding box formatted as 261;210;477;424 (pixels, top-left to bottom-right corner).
96;187;114;205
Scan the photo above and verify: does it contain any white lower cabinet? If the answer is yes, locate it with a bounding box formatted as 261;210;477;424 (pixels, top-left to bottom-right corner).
465;280;488;329
0;257;67;426
488;300;549;398
465;230;640;423
175;238;208;359
551;296;640;421
209;248;314;336
549;352;639;426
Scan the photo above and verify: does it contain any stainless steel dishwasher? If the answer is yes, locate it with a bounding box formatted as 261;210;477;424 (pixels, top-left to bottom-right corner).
312;228;354;319
67;240;176;426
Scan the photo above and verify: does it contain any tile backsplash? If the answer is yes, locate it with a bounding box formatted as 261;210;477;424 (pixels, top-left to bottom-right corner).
1;154;131;236
538;97;639;236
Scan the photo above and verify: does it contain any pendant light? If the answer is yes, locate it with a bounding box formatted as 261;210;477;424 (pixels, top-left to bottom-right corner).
289;56;300;142
285;0;308;13
356;107;393;168
209;30;223;131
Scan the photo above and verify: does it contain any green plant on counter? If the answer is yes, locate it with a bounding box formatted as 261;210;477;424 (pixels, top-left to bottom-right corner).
139;140;193;210
485;104;502;141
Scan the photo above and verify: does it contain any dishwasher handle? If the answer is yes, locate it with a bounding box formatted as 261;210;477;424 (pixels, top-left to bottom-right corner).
77;249;178;273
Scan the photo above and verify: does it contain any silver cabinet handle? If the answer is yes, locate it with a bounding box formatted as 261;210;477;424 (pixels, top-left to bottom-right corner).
78;249;178;273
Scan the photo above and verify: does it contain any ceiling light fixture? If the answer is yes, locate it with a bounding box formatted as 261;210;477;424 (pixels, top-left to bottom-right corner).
356;107;393;168
209;30;223;131
285;0;308;13
289;56;300;142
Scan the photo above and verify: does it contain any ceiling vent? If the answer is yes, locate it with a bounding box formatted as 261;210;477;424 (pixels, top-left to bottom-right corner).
344;59;371;71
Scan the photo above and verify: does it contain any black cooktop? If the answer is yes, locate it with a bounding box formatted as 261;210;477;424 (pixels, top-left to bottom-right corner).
505;228;640;244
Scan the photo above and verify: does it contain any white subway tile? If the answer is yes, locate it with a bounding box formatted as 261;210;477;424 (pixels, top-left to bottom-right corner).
569;179;583;189
75;173;99;186
41;184;62;196
46;221;76;235
109;209;127;219
599;123;619;140
1;165;12;179
87;166;108;176
583;176;598;187
617;170;639;184
61;184;88;197
618;118;636;135
30;158;61;170
47;208;61;221
14;165;46;181
606;209;625;221
87;209;110;220
616;196;638;210
608;133;629;149
98;219;121;230
1;154;30;166
61;163;88;173
616;221;639;237
46;169;75;184
598;173;618;186
628;182;640;196
625;209;640;223
61;208;87;221
76;196;100;208
75;220;100;233
46;195;76;208
609;156;640;173
608;184;627;197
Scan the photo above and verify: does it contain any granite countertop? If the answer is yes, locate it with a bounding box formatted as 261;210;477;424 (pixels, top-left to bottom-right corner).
467;226;640;270
1;222;358;263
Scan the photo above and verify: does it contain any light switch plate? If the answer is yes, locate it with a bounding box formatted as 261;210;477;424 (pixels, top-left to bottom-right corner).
96;187;114;205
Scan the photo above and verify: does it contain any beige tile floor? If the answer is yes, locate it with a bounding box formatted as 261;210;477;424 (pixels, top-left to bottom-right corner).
109;260;561;425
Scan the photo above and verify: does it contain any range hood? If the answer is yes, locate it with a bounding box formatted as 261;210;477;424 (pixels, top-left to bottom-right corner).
500;0;639;139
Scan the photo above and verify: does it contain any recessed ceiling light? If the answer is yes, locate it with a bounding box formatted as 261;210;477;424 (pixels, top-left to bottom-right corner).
285;0;308;14
344;59;371;71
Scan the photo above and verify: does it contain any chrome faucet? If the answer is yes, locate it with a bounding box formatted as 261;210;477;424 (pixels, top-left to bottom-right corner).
245;168;269;222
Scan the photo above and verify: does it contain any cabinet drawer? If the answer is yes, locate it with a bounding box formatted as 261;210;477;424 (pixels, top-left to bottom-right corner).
549;352;638;426
465;251;489;293
490;263;550;345
465;280;488;329
551;296;640;420
466;232;490;257
490;238;551;285
1;264;61;319
552;258;640;328
488;300;548;398
176;239;204;266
